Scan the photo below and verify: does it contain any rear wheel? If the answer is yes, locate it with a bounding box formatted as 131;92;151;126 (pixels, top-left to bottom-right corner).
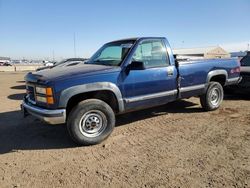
67;99;115;145
200;82;224;111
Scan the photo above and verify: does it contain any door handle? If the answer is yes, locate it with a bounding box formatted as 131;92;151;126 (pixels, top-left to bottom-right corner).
167;66;174;76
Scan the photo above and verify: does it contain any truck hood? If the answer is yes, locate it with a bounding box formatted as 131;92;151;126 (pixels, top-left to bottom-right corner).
25;64;120;83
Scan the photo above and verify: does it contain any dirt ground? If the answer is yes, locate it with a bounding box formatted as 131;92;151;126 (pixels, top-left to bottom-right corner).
0;72;249;188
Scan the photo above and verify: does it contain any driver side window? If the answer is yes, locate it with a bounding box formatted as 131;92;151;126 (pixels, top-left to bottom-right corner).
132;40;170;68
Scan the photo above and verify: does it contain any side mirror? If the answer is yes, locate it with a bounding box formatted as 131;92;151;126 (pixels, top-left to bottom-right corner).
129;61;145;70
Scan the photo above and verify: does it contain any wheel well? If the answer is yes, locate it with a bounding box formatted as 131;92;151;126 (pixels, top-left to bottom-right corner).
210;75;226;86
66;90;119;116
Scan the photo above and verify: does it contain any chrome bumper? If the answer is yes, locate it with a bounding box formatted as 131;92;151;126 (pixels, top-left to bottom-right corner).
22;101;66;124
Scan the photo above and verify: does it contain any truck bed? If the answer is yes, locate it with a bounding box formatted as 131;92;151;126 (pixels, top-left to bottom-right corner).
177;58;240;98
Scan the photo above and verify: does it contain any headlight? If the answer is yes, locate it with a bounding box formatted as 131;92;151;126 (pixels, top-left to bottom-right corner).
35;86;54;104
36;96;47;103
36;86;46;94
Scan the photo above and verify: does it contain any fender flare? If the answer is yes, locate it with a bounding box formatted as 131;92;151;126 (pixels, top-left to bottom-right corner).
58;82;124;112
207;70;228;83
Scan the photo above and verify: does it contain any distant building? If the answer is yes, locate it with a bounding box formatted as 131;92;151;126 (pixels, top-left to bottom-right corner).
173;46;231;59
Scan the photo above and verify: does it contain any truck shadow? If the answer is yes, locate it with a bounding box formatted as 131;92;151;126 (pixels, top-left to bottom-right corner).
0;100;202;154
8;93;25;100
10;85;26;90
116;100;203;126
0;110;75;154
8;84;26;100
16;81;26;83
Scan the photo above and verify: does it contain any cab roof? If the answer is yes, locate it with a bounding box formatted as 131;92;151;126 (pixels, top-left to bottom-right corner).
109;37;166;43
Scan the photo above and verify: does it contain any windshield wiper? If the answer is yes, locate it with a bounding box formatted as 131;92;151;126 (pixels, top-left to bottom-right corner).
93;60;107;65
91;60;114;66
85;59;117;66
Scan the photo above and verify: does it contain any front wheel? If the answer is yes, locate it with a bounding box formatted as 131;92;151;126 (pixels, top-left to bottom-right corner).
200;82;224;111
67;99;115;145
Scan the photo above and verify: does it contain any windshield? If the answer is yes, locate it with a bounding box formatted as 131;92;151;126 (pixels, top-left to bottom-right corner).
87;40;135;66
54;60;66;66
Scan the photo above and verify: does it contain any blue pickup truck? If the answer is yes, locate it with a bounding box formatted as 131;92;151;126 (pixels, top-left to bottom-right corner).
22;37;241;145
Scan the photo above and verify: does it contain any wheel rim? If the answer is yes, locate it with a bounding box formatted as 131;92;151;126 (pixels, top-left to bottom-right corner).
79;110;107;138
209;87;221;106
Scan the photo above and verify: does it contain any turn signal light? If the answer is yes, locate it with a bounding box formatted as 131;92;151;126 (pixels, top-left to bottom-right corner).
47;96;54;104
46;88;53;96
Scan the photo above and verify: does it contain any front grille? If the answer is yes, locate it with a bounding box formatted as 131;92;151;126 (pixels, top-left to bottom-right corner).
26;84;36;103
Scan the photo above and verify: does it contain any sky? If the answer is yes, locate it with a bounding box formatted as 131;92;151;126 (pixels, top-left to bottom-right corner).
0;0;249;60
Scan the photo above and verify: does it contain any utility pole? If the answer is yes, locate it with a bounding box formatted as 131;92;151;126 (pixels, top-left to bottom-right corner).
74;33;76;58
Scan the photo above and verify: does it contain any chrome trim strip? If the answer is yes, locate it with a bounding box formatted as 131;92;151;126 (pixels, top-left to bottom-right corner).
27;96;36;105
26;83;36;104
124;90;177;103
22;101;66;124
180;84;206;93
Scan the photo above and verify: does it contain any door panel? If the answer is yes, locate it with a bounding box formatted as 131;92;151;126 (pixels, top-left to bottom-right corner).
120;39;177;111
122;67;177;110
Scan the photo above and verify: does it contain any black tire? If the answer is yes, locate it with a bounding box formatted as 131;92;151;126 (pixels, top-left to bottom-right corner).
200;82;224;111
67;99;115;145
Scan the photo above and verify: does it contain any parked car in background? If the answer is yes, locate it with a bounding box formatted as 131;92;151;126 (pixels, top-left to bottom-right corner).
37;58;87;71
22;37;241;145
0;62;12;66
225;54;250;93
238;55;250;91
240;54;250;66
11;60;21;64
54;58;87;67
43;60;55;67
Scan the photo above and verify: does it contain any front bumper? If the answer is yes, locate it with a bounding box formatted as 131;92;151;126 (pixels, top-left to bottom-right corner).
22;100;66;124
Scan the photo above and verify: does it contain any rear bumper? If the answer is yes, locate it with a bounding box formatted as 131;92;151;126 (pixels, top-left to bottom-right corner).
22;101;66;124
